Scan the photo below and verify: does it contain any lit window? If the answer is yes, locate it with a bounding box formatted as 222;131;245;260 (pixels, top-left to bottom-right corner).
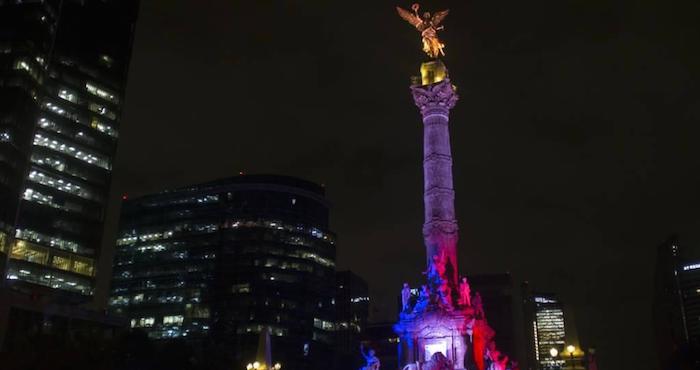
90;117;118;138
51;255;71;271
313;318;335;331
15;229;85;255
28;168;99;202
86;82;118;103
163;315;184;325
33;133;110;169
0;131;11;142
134;317;155;327
72;257;94;276
58;89;78;103
10;240;49;265
88;102;116;120
232;283;251;294
98;55;114;68
13;58;40;81
110;296;129;306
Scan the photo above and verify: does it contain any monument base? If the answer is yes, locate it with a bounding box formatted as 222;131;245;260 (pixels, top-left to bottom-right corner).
395;305;474;370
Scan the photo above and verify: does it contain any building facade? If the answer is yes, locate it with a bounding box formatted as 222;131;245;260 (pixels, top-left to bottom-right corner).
522;288;566;370
0;0;138;298
654;236;700;368
110;175;337;369
335;270;370;370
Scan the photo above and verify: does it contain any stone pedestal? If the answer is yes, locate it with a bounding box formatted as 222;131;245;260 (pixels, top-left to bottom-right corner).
396;309;470;370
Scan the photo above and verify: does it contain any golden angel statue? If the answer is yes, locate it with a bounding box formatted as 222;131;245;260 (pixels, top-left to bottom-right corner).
396;3;450;58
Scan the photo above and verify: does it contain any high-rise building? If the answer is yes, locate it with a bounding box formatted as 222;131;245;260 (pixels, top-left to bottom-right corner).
334;270;370;370
522;288;567;370
654;236;700;368
0;0;138;298
110;175;337;370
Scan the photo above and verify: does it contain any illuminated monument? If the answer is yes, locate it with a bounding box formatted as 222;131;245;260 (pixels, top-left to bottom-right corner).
394;4;513;370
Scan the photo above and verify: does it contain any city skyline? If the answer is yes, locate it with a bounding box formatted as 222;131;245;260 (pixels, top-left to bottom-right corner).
98;1;700;370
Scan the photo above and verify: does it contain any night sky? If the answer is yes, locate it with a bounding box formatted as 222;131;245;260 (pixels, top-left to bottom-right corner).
97;1;700;369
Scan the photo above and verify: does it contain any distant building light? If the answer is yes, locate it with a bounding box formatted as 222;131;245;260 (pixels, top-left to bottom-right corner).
534;296;556;304
683;263;700;271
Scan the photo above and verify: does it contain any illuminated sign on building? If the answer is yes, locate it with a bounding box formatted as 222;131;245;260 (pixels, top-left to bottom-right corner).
682;263;700;271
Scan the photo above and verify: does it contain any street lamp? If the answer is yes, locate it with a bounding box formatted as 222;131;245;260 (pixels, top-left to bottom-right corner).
566;345;575;369
245;362;281;370
549;348;559;370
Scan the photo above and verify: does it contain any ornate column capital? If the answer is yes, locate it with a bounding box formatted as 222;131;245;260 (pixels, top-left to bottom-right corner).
410;79;459;116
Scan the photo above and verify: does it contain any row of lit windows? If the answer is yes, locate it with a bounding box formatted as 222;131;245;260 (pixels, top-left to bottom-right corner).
6;264;92;295
23;187;62;210
58;82;119;105
115;262;211;280
10;240;95;276
116;219;335;246
31;153;106;187
131;315;184;328
38;117;112;154
13;58;41;82
115;249;215;266
28;168;100;203
236;324;287;337
335;321;362;334
261;272;299;284
244;245;334;269
42;100;118;139
33;132;110;169
313;318;335;331
15;228;90;255
258;258;313;273
13;54;120;106
22;188;98;218
110;292;196;306
85;82;119;104
142;194;220;208
57;84;119;116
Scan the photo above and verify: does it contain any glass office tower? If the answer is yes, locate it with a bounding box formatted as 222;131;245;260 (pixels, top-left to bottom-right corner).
111;175;337;369
0;0;138;298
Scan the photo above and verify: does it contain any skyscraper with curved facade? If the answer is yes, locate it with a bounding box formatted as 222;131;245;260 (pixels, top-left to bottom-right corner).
110;174;337;369
0;0;139;298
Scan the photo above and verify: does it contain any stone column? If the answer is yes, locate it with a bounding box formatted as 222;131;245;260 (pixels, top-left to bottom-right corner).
411;77;459;285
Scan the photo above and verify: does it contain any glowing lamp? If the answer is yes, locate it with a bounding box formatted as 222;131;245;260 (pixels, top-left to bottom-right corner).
246;364;253;370
274;363;282;370
253;362;260;369
567;345;575;355
550;348;558;358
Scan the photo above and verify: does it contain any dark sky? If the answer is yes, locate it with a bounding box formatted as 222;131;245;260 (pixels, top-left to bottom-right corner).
99;1;700;369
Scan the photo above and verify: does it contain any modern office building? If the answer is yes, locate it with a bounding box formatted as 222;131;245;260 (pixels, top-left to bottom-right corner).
334;270;370;370
0;0;138;298
522;287;567;370
654;236;700;369
110;175;337;369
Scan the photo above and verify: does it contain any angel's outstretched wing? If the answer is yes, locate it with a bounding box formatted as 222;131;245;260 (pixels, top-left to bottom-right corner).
396;6;423;29
431;9;449;27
